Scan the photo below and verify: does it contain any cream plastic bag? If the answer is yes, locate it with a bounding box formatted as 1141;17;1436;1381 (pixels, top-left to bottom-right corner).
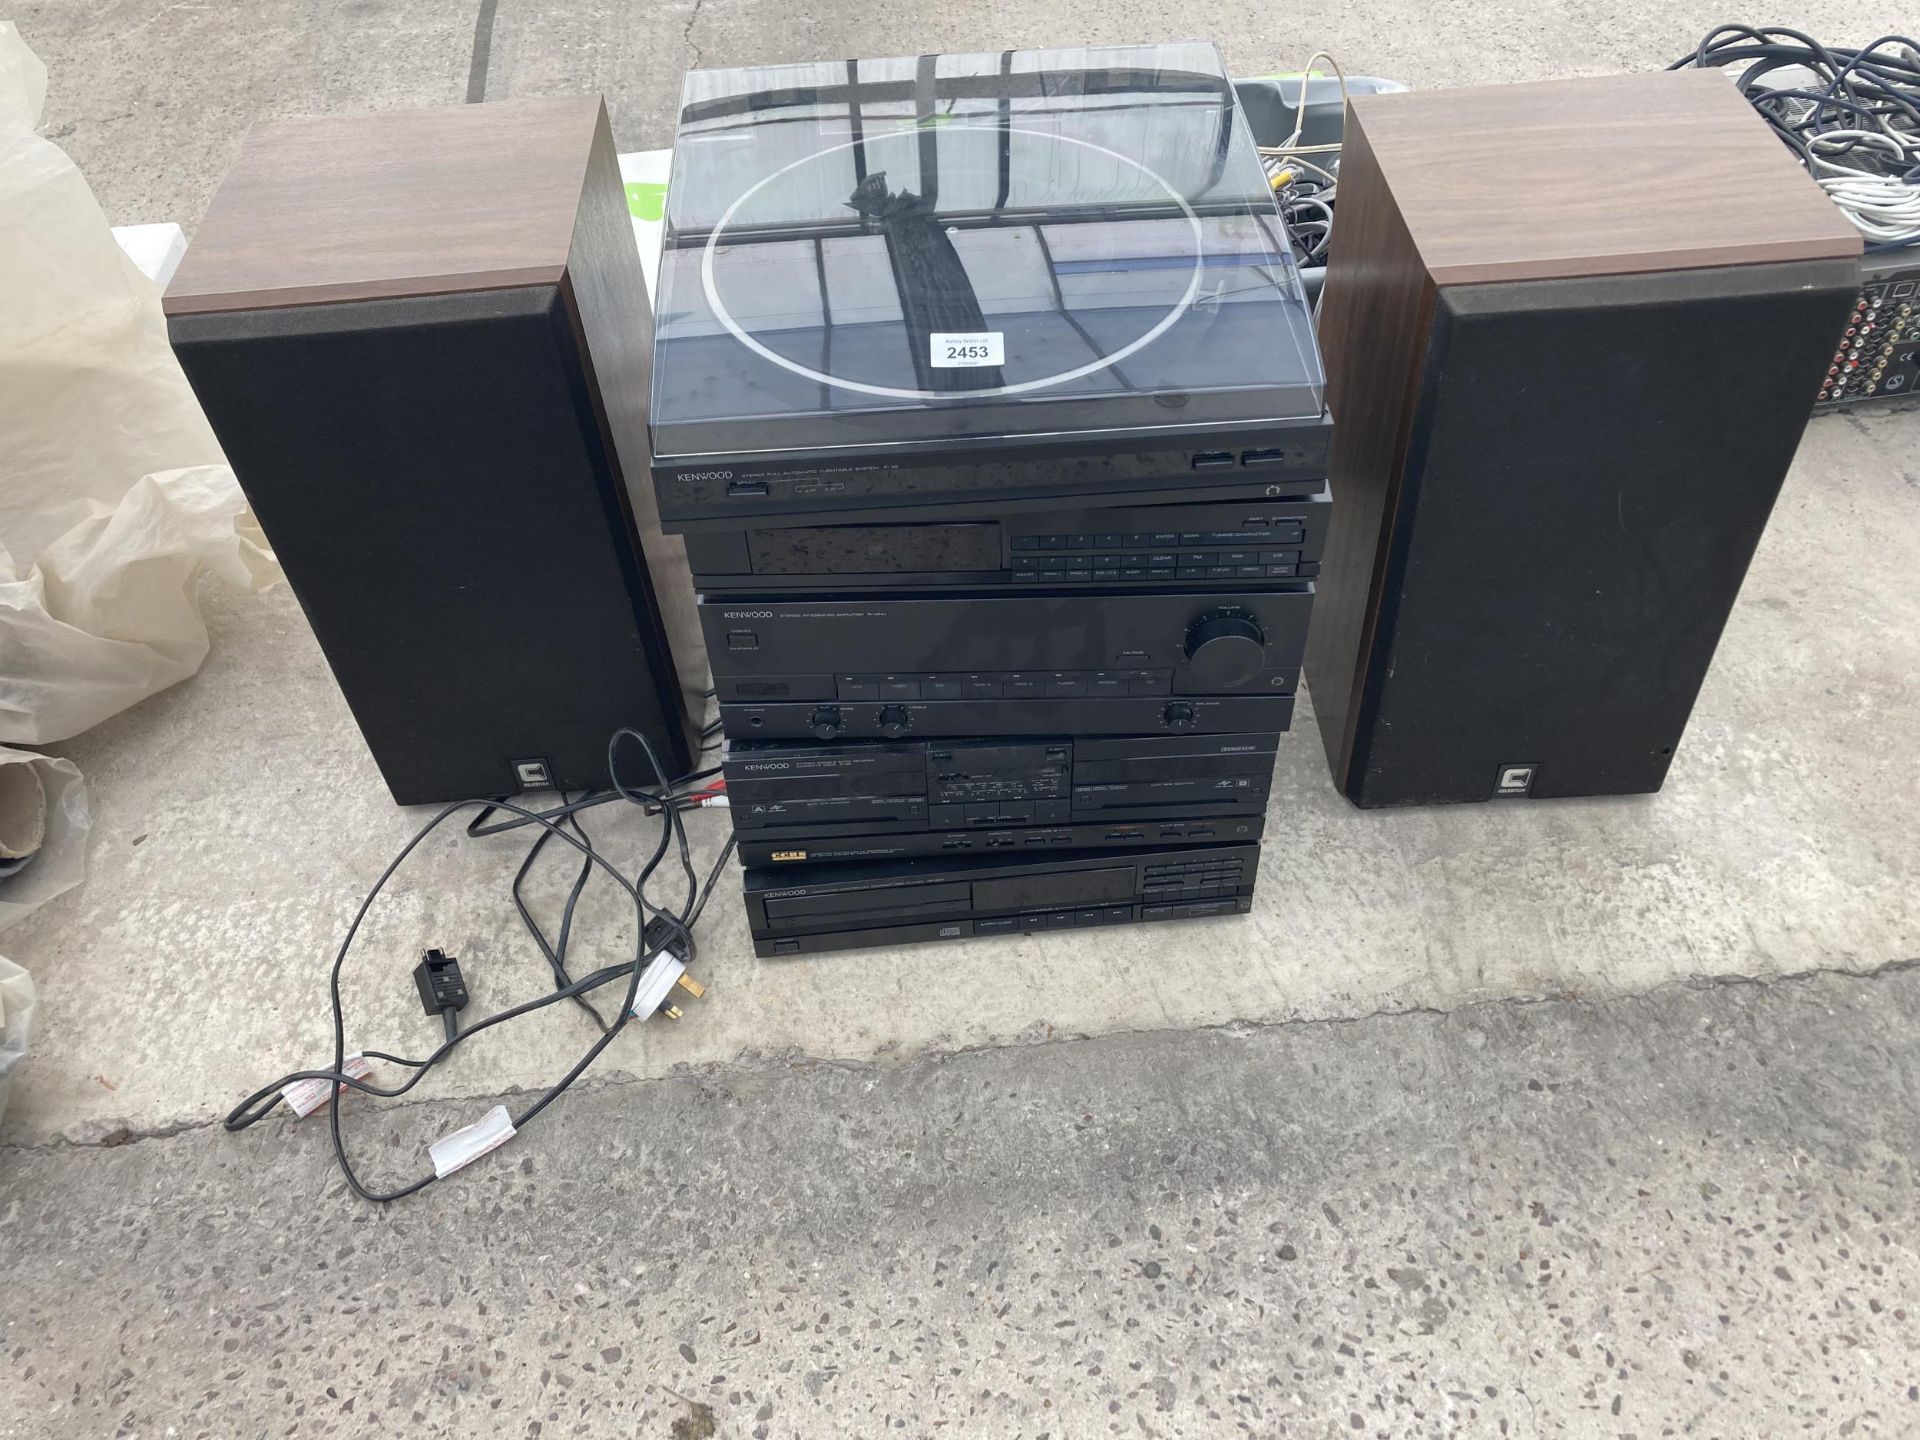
0;956;36;1130
0;744;90;933
0;21;278;743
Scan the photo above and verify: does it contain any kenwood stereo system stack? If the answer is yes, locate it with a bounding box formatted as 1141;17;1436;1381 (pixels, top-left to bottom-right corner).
646;43;1333;956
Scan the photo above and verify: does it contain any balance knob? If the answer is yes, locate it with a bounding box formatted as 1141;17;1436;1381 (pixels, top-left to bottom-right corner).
876;705;911;737
808;705;843;739
1183;610;1267;688
1162;701;1197;731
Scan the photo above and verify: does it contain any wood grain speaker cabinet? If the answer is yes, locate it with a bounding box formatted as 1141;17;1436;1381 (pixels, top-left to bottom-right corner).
1305;70;1861;807
165;98;704;805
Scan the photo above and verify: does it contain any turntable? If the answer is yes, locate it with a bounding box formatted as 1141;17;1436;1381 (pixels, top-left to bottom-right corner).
646;42;1332;530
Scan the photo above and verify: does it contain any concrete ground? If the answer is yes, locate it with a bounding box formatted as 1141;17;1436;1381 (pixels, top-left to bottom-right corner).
3;0;1918;1435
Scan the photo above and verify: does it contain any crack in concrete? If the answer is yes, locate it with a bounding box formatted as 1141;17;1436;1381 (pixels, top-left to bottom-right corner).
5;954;1915;1157
681;0;707;69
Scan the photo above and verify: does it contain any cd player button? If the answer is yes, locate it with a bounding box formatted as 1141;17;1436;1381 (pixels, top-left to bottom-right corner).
1104;906;1132;925
1006;674;1043;697
1038;535;1067;550
925;678;964;700
1046;676;1086;697
1075;909;1106;927
1120;568;1147;581
1095;533;1124;548
1142;905;1174;921
837;679;879;701
1067;534;1094;549
1011;536;1040;552
977;916;1017;935
878;681;921;700
1066;555;1093;569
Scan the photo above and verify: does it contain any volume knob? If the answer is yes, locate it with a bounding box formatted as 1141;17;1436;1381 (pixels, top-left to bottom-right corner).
808;705;843;739
1184;610;1267;689
876;705;911;737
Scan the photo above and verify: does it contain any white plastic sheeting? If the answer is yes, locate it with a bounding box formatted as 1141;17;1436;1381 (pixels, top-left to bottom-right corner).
0;20;278;745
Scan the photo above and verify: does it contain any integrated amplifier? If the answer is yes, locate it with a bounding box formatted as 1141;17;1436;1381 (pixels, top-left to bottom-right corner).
684;494;1328;592
746;843;1259;956
725;733;1276;864
1815;254;1919;410
705;589;1310;740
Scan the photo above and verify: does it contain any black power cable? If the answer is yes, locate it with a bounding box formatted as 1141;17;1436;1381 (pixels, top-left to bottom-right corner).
225;728;734;1202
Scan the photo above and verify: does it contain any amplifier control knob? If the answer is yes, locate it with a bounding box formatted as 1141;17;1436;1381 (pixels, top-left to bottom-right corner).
1184;610;1266;688
808;705;843;739
1162;701;1198;731
876;705;911;737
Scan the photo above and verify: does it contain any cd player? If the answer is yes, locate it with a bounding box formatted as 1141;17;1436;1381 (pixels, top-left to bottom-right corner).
747;842;1259;956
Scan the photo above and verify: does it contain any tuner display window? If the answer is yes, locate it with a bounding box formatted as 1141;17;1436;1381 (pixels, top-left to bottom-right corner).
749;524;1000;575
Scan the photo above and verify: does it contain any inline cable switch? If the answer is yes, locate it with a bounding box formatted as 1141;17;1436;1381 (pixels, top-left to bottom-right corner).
413;948;469;1044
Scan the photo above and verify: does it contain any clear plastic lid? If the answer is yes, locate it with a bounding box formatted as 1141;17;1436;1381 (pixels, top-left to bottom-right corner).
650;43;1327;462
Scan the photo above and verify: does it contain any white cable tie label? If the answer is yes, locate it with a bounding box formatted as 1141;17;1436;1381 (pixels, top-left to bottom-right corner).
930;331;1004;368
280;1052;374;1118
429;1104;516;1179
